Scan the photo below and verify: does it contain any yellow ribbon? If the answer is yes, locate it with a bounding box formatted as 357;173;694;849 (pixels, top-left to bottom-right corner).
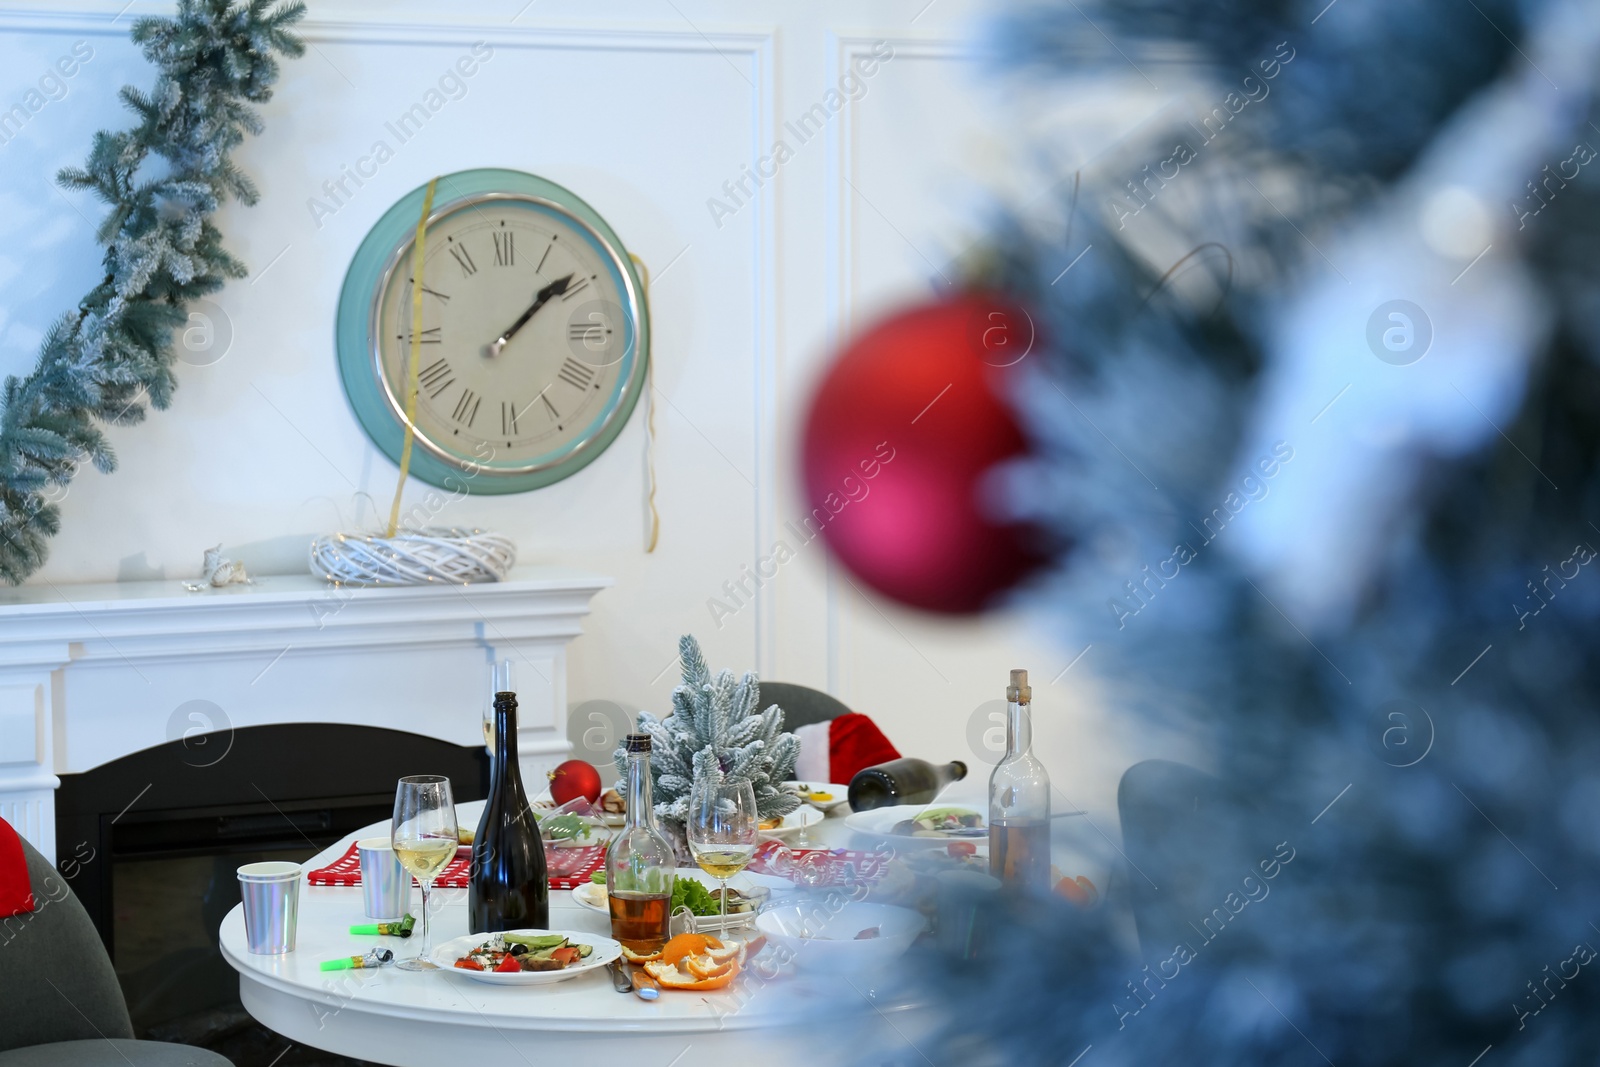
386;177;439;538
630;253;659;553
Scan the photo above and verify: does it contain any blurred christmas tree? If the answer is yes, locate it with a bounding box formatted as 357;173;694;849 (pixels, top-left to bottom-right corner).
880;1;1600;1064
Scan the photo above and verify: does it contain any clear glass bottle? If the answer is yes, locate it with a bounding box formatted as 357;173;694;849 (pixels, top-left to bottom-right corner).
605;734;676;957
988;668;1051;891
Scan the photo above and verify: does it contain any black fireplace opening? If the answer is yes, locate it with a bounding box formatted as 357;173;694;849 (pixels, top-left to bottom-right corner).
55;723;488;1067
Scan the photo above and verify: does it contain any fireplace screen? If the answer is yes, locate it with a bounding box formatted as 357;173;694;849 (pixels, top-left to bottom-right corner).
55;723;487;1066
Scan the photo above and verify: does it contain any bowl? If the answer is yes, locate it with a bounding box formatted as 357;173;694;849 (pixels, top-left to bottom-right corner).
754;901;925;972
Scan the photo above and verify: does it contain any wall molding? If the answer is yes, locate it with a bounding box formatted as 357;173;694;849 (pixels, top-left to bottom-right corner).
825;31;965;699
0;4;773;56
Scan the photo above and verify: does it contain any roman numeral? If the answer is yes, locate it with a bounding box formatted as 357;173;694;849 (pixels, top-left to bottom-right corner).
407;278;450;302
557;357;597;390
535;241;553;273
493;231;514;266
402;326;441;344
418;358;455;398
502;401;520;436
452;389;480;426
449;244;478;276
560;278;590;301
541;394;560;419
568;322;610;348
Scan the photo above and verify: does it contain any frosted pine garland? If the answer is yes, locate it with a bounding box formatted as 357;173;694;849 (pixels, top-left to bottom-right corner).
617;634;800;829
0;0;304;583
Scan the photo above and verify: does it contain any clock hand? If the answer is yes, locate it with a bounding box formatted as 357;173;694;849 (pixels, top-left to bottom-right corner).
486;273;574;357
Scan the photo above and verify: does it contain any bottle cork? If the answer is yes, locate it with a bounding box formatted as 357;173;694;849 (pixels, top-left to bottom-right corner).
1006;668;1031;703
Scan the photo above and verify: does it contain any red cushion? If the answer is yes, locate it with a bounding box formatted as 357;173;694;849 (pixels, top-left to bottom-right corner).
829;712;902;784
0;817;35;918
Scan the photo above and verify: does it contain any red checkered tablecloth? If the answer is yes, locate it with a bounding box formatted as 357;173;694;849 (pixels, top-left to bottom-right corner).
746;839;891;887
306;842;605;891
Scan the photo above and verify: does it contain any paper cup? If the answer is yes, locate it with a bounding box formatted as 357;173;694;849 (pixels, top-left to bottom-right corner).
357;837;412;919
238;861;301;954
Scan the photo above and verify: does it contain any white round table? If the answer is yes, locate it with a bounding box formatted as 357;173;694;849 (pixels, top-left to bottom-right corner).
219;798;935;1066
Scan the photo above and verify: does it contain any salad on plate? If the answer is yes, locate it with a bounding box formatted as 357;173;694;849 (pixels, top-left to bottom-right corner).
890;806;986;838
453;932;593;973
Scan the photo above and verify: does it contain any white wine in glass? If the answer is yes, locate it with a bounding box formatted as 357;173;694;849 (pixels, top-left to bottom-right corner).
687;779;758;927
692;847;756;879
392;774;458;971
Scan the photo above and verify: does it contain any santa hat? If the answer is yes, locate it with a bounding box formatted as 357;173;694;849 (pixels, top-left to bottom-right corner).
792;711;902;786
0;818;36;918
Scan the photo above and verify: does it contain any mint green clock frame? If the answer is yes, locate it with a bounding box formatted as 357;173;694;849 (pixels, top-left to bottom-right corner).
335;168;650;494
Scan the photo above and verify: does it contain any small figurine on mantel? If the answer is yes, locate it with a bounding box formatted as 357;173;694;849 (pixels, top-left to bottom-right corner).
183;544;251;591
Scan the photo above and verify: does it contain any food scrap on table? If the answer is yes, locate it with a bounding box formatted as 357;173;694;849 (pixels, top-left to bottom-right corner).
634;933;746;990
1050;866;1099;908
890;807;986;837
453;933;594;973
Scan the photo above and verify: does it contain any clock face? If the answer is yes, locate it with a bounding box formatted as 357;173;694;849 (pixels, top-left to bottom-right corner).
337;171;648;493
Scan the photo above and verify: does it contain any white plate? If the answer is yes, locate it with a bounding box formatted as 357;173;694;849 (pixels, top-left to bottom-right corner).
431;929;621;984
570;880;609;914
570;868;790;917
843;804;988;845
760;806;824;840
532;794;626;828
784;781;852;812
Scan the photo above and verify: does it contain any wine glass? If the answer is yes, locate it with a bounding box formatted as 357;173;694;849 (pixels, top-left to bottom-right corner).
391;775;457;971
686;779;759;928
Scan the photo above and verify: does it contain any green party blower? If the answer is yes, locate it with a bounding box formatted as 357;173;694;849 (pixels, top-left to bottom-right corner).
320;948;394;972
348;914;415;938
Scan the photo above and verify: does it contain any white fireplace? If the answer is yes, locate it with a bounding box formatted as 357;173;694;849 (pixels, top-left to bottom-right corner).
0;567;610;862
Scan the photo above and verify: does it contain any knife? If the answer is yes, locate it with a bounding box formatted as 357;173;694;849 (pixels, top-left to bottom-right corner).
608;955;633;993
630;969;661;1001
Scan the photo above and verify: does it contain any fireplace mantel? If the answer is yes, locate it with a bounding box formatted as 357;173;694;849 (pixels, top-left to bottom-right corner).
0;567;611;860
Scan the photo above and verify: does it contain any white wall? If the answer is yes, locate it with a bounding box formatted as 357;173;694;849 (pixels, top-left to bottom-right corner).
0;0;1196;824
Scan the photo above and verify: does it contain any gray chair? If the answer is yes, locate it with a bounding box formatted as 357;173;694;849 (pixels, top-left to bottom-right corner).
757;681;853;731
0;835;232;1066
1117;759;1283;964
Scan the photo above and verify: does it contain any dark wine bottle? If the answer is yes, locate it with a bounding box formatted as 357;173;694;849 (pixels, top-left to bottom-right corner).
468;689;548;933
848;757;968;811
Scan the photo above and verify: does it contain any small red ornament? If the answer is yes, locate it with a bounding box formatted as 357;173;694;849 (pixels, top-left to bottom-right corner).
548;759;603;806
800;294;1049;614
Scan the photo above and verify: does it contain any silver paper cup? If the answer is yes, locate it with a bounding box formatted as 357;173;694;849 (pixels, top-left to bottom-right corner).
357;837;412;919
238;861;301;954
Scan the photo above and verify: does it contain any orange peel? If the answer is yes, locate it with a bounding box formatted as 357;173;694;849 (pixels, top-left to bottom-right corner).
643;956;742;990
659;932;722;965
705;942;745;966
619;945;663;963
685;954;736;980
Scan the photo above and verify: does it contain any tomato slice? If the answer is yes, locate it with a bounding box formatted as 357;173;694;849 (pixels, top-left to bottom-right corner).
454;958;484;970
550;945;581;966
494;954;522;972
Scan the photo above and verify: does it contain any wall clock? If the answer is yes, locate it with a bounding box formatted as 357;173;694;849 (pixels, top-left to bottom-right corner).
335;168;649;493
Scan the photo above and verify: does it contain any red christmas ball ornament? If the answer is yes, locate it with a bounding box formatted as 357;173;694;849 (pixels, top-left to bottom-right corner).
548;759;602;806
800;294;1050;614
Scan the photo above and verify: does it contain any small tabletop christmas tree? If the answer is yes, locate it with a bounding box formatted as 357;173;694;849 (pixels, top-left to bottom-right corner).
618;635;799;851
